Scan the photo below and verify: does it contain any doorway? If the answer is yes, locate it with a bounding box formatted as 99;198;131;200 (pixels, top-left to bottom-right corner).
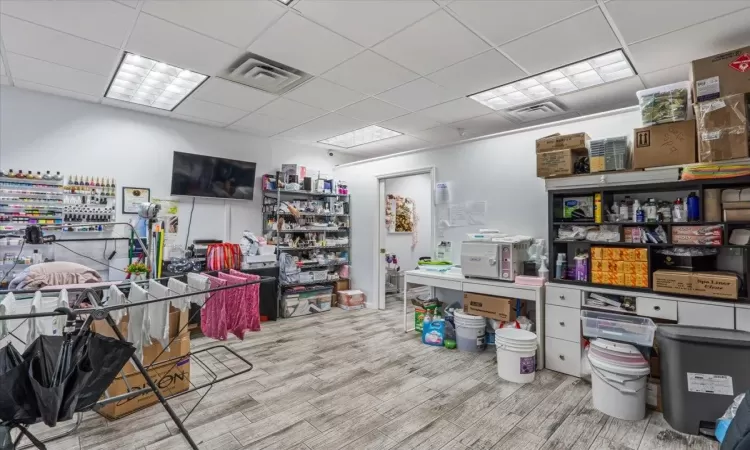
375;168;435;310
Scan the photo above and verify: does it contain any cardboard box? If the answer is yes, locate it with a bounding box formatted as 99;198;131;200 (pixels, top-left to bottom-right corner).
98;357;191;420
536;132;591;153
462;293;517;321
653;270;738;300
537;149;587;178
692;272;738;300
646;377;663;412
632;120;697;169
333;279;350;293
695;93;749;162
649;353;661;379
724;209;750;221
722;201;750;210
691;46;750;102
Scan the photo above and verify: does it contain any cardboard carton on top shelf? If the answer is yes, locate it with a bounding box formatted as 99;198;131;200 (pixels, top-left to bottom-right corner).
695;93;749;162
536;148;587;178
536;132;591;153
632;120;697;169
691;45;750;102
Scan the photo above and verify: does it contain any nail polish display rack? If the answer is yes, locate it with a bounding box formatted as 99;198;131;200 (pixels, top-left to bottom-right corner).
62;175;117;233
0;175;65;231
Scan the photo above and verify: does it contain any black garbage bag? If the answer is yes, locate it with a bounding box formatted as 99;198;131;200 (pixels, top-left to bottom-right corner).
72;332;135;412
0;345;38;425
23;336;93;427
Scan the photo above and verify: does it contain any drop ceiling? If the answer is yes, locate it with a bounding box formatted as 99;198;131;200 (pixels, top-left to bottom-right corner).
1;0;749;158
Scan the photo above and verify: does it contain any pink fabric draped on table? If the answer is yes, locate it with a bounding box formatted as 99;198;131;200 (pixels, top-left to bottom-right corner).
229;270;261;332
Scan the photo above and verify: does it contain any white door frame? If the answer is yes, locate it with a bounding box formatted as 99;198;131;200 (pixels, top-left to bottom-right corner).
374;167;436;310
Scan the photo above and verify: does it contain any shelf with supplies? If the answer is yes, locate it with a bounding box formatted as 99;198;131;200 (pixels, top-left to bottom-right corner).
297;261;349;269
262;189;348;198
278;245;350;251
0;201;64;207
271;228;349;234
266;212;348;217
280;277;348;288
0;176;63;186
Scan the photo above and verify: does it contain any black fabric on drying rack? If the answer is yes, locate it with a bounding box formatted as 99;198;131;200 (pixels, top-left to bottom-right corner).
0;345;38;425
73;333;134;412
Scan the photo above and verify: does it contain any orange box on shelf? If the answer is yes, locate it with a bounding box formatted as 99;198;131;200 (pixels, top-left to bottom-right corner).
605;248;618;260
624;262;636;274
591;247;604;260
636;248;648;262
623;249;637;261
624;274;637;287
636;274;649;288
592;260;604;272
592;271;603;283
635;262;649;276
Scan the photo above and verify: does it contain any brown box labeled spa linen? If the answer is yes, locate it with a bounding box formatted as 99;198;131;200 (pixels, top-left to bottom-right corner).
691;46;750;102
695;93;750;162
653;270;692;296
691;272;738;300
632;120;697;169
536;132;591;153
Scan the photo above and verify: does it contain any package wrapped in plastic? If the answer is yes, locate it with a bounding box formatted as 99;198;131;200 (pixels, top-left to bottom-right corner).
585;225;621;242
695;93;749;162
716;392;746;443
637;82;691;126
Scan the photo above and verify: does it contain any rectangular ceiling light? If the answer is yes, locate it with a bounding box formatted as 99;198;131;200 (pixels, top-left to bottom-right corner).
105;52;208;111
320;125;402;148
276;0;293;4
469;50;635;110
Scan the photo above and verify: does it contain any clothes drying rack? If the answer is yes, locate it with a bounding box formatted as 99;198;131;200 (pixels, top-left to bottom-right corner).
0;271;275;450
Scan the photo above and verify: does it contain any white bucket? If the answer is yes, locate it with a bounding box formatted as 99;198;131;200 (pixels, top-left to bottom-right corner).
495;328;538;383
588;339;650;421
453;310;486;352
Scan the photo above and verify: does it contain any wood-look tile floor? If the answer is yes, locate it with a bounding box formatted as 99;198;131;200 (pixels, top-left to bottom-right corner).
27;298;718;450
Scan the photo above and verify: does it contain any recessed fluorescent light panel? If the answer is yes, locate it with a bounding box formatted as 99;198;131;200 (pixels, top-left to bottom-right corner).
276;0;293;4
105;53;208;111
320;125;402;148
469;50;635;110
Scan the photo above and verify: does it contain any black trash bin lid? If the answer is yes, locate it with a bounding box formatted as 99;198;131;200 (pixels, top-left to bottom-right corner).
656;325;750;347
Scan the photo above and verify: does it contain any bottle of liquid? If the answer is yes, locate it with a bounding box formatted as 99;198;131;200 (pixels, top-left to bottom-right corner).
538;256;549;281
636;205;645;223
26;171;34;179
632;199;640;222
42;170;51;180
7;169;14;178
645;198;658;222
15;170;25;178
555;253;567;280
54;171;63;181
618;200;629;222
574;252;589;282
687;192;700;221
594;193;602;224
673;198;686;223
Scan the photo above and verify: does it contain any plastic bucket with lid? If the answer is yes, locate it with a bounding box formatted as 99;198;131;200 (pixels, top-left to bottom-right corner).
495;328;538;383
588;338;650;421
453;310;486;352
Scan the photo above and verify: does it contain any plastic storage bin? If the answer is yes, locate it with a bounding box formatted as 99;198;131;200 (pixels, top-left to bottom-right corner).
636;81;691;126
655;325;750;434
589;136;630;172
581;310;657;346
312;270;328;281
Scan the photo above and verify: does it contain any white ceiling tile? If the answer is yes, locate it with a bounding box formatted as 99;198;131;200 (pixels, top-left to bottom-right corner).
418;98;492;124
628;8;750;74
0;15;119;76
427;49;525;96
173;97;249;124
293;1;439;47
171;113;227;128
410;125;464;144
557;75;644;115
192;78;277;112
606;0;750;45
321;50;419;95
500;8;619;74
448;1;596;46
346;134;428;157
228;113;302;137
102;97;173;117
448;113;516;135
374;10;490;75
376;78;460;111
0;0;137;48
639;64;691;89
335;98;409;124
0;76;9;86
248;12;362;75
6;52;108;97
279;113;366;142
0;58;5;76
114;0;139;8
283;78;366;111
378;112;442;134
254;97;327;125
127;13;239;75
142;0;285;48
13;79;100;103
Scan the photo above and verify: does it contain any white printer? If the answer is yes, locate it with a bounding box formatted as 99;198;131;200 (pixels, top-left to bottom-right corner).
461;233;532;281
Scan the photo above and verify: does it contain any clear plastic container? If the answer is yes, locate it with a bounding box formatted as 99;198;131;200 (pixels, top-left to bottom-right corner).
581;310;657;346
636;81;691;126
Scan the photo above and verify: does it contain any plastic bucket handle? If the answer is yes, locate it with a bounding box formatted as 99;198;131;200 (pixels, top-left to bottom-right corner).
590;364;645;395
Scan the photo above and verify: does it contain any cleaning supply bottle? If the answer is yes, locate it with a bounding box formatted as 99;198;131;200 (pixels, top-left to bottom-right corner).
687;192;700;221
632;199;640;223
555;253;566;280
538;256;549;281
618;200;629;222
673;198;686;222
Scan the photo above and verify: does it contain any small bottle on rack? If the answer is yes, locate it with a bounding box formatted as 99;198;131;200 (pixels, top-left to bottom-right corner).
54;171;63;181
7;169;14;178
43;170;52;180
34;171;42;180
15;170;25;178
26;171;34;179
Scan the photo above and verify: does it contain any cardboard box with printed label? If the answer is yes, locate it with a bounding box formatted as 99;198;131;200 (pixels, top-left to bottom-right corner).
536;132;591;153
646;377;663;412
725;208;750;222
695;93;749;162
97;357;191;419
691;46;750;102
537;148;587;178
463;293;519;321
632;120;697;169
652;270;738;300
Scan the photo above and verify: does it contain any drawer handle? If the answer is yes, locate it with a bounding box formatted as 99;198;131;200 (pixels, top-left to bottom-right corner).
559;295;565;300
654;306;661;311
559;321;565;327
559;355;565;361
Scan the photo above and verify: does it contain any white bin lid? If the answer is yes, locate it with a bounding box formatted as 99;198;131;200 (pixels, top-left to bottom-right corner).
588;339;649;376
495;328;537;342
453;310;485;321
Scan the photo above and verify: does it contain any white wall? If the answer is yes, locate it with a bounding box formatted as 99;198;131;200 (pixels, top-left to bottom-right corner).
335;107;643;307
0;87;355;242
384;173;433;271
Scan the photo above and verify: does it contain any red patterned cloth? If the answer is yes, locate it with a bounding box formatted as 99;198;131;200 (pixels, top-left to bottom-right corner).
229;270;261;332
206;243;242;271
218;272;250;339
201;274;228;340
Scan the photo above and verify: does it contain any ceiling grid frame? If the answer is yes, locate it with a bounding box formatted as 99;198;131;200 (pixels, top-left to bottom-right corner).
98;0;145;103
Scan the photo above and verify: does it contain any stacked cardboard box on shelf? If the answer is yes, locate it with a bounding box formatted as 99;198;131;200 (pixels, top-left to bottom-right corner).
653;270;739;300
536;132;590;178
591;246;649;288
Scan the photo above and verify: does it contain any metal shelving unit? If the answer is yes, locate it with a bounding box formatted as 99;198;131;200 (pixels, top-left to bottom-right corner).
262;182;350;318
0;176;64;231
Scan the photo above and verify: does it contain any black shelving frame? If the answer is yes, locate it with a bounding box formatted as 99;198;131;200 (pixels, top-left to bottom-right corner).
548;175;750;304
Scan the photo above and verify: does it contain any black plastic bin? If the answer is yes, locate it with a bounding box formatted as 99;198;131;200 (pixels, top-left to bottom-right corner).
655;325;750;435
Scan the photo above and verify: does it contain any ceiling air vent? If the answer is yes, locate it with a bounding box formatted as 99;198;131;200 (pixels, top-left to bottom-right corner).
218;52;311;95
504;100;568;123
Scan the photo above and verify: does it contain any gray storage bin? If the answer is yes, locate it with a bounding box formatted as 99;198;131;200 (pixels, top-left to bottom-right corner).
655;325;750;435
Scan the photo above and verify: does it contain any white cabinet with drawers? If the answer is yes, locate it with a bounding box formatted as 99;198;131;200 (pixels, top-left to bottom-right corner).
545;338;582;377
635;297;677;321
545;304;582;342
678;302;735;330
737;308;750;333
545;286;582;308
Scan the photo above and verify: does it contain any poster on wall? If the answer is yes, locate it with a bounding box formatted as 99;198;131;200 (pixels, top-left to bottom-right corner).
122;187;151;214
152;198;179;247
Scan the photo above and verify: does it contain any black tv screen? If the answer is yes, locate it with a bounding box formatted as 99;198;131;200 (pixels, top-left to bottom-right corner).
170;151;256;200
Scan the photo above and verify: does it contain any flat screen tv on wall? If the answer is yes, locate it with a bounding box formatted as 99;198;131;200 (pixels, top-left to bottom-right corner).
170;151;256;200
